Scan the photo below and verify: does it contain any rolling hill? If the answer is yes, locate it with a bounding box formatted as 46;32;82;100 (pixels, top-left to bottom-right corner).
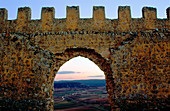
54;79;106;88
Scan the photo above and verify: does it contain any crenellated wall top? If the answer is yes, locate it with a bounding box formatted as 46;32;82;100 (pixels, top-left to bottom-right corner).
0;6;169;33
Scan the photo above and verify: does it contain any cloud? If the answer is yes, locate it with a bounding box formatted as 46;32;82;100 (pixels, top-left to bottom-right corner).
57;71;81;74
88;75;105;77
55;78;74;81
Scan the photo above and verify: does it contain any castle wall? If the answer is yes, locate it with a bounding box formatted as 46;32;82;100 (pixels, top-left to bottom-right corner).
0;6;169;111
0;6;169;33
0;34;55;110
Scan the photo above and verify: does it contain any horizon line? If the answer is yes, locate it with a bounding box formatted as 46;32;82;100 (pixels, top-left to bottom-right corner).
54;79;105;81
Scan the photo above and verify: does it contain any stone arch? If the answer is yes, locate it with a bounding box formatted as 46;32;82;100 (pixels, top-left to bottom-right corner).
52;48;115;109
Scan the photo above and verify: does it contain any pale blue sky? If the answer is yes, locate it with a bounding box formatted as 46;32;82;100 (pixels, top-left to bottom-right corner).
1;0;169;81
0;0;169;19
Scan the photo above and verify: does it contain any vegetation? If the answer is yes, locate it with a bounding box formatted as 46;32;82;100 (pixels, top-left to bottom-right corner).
53;79;110;111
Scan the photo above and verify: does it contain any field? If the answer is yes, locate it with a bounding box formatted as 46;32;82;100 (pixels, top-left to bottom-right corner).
53;82;111;111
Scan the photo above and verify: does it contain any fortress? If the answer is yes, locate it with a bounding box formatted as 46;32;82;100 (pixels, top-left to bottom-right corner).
0;6;169;110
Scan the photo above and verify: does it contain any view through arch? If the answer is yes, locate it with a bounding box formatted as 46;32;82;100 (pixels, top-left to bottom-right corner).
53;56;111;111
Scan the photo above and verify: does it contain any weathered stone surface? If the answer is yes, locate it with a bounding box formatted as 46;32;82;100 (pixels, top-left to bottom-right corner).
0;6;169;111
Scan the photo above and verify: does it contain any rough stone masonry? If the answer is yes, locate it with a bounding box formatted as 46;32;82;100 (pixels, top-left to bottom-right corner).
0;6;169;111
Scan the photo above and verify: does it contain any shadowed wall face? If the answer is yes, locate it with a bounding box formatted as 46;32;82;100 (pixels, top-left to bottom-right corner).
0;6;169;111
0;34;55;110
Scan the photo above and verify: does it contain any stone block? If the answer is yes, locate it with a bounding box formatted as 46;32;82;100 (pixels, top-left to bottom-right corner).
66;6;79;30
142;7;157;20
17;7;31;21
142;7;157;29
93;6;105;21
118;6;131;22
41;7;55;31
117;6;131;32
16;7;31;32
0;8;7;23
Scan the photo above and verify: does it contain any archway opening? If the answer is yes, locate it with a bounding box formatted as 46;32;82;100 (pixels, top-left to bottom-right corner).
55;56;105;81
53;56;111;111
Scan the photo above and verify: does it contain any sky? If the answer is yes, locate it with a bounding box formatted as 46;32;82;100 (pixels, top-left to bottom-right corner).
0;0;169;19
0;0;169;81
55;56;105;81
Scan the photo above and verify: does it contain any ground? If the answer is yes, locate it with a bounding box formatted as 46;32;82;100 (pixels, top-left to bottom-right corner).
53;87;111;111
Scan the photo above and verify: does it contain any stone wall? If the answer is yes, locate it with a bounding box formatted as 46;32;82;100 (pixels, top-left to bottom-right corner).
0;6;169;111
0;33;55;110
0;6;169;33
110;31;169;110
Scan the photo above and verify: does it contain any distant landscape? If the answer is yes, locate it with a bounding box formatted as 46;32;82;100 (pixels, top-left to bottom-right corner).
53;79;111;111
